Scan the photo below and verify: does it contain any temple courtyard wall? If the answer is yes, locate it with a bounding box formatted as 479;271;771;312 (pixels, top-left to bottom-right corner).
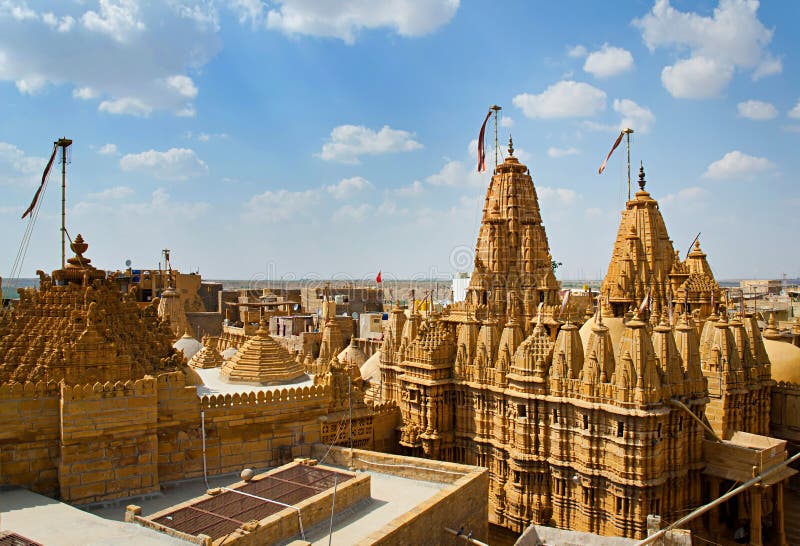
0;371;400;505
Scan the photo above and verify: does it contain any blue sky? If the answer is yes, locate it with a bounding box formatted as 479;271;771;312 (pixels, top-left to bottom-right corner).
1;0;798;282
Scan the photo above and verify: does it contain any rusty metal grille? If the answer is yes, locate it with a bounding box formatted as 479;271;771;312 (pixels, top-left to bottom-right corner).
0;532;44;546
152;466;352;539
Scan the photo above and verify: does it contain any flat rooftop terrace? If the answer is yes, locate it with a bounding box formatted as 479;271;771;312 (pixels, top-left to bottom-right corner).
193;367;314;397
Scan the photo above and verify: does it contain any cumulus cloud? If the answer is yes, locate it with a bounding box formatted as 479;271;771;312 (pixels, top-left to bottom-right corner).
0;2;220;115
583;44;634;78
703;150;776;180
393;180;424;196
326;176;373;199
425;160;485;187
332;203;372;223
75;188;209;221
263;0;460;43
513;80;606;119
567;45;587;58
737;100;777;120
87;185;134;200
789;99;800;119
634;0;780;98
97;143;119;155
661;186;710;204
613;98;655;133
538;186;579;206
547;147;579;158
120;148;208;181
317;125;422;164
660;56;733;99
500;116;514;128
0;141;47;187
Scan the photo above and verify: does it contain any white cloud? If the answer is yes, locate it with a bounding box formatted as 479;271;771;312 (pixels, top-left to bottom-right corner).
737;100;777;120
660;56;733;99
425;160;485;187
393;180;424;196
120;148;208;181
72;86;98;100
703;150;776;180
0;2;221;116
317;125;422;164
547;147;579;158
81;0;146;41
513;80;606;119
244;188;317;223
580;120;618;133
97;143;119;155
196;132;229;142
500;116;514;128
583;44;634;78
264;0;460;44
538;186;579;206
0;141;47;187
613;98;655;133
634;0;780;98
332;203;372;223
166;75;198;99
567;45;587;58
661;186;709;204
98;97;153;117
87;185;133;200
789;99;800;119
326;176;373;199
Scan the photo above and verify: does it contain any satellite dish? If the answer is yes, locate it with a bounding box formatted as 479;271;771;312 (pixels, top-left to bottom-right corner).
352;312;359;320
125;259;132;267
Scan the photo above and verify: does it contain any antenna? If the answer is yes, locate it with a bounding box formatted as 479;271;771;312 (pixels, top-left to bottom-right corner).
622;128;634;200
56;137;73;269
490;105;502;169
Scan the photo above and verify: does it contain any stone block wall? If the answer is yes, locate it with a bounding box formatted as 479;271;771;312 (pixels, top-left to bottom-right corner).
59;378;159;504
0;381;60;495
371;401;400;453
771;381;800;446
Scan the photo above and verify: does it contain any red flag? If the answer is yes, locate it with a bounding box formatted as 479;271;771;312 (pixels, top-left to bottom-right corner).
22;143;58;219
598;130;624;175
476;110;492;172
375;271;382;283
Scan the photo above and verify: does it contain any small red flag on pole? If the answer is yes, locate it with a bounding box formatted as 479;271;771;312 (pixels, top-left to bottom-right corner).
598;130;625;175
22;143;58;219
375;271;382;284
476;110;492;172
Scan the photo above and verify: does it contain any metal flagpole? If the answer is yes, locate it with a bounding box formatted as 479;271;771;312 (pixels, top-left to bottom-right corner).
490;105;502;169
56;137;73;269
623;128;634;200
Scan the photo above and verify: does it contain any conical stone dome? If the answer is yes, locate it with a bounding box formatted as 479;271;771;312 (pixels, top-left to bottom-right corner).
220;320;305;384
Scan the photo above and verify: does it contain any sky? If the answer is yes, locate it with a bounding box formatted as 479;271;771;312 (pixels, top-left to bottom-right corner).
0;0;798;283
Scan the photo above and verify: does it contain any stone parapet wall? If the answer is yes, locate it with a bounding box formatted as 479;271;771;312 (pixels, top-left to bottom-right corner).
772;381;800;444
59;377;159;504
0;381;61;495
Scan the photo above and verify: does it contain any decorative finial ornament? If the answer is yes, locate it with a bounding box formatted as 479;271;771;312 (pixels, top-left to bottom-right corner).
638;161;646;191
508;135;514;157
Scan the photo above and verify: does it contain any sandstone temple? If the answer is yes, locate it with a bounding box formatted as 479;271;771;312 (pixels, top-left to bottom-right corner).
2;136;800;545
378;140;796;543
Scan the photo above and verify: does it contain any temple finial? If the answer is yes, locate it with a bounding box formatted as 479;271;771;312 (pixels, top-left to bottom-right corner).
508;135;514;157
638;161;646;191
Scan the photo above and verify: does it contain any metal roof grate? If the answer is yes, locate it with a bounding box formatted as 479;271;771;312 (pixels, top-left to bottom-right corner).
0;532;45;546
152;465;353;540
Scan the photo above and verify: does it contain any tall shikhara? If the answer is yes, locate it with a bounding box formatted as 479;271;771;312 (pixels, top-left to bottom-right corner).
380;143;714;539
451;137;560;328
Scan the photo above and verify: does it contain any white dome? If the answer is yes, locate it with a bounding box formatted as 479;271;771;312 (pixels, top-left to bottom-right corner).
221;347;238;360
173;333;203;360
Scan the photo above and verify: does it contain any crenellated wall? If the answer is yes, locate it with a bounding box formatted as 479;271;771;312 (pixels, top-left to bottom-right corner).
0;381;61;496
59;378;159;504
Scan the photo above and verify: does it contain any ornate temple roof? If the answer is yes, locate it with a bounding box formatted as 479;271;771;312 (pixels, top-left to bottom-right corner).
450;137;561;327
599;164;721;320
0;235;179;384
188;336;224;369
173;331;203;360
220;319;305;384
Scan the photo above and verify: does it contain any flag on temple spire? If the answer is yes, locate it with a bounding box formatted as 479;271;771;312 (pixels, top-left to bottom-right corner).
22;143;58;219
598;130;624;175
375;271;382;283
476;110;492;172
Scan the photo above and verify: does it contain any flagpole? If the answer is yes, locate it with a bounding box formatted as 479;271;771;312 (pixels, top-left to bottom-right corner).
56;137;73;269
490;105;502;169
623;128;634;200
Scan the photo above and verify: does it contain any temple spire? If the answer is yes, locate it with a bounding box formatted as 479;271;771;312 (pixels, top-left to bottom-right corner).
638;161;646;191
